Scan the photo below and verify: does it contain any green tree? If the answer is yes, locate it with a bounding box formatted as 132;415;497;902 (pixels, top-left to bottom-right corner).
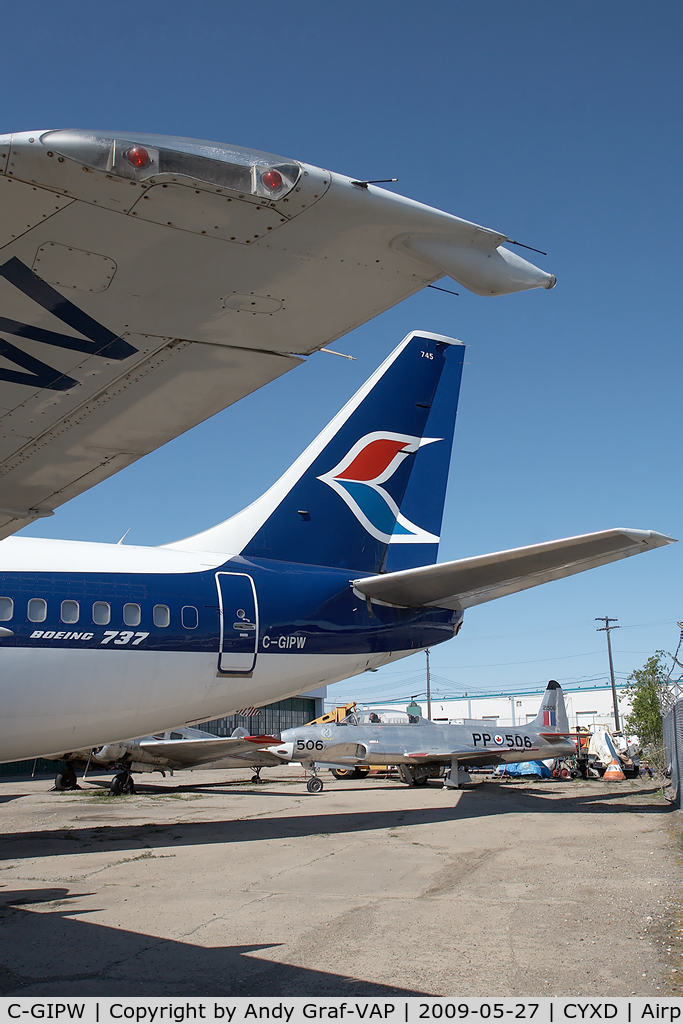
624;652;668;745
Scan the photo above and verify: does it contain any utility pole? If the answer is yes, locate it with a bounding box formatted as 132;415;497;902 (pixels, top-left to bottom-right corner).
596;616;620;731
426;648;432;721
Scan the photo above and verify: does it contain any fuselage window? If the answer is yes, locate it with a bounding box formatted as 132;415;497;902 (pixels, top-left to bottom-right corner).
153;604;170;628
61;600;79;624
123;603;141;627
0;597;13;621
181;605;198;629
92;601;111;625
27;598;47;623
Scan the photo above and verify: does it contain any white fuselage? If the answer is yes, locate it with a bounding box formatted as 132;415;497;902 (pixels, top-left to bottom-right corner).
0;536;418;762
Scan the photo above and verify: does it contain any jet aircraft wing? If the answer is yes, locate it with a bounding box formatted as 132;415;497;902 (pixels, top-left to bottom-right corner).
0;130;555;541
137;734;284;767
352;528;675;610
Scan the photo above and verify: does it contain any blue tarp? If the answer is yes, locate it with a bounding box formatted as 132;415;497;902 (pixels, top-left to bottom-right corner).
495;760;553;778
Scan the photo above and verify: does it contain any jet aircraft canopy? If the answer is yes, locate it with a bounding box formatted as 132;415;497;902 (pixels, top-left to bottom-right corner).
338;711;419;726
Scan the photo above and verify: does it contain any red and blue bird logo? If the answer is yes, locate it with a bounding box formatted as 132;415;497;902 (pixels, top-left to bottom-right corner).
317;431;441;544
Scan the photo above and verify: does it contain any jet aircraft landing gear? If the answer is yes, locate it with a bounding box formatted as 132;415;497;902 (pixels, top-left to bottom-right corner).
110;770;135;796
250;767;264;784
54;762;79;791
304;764;324;794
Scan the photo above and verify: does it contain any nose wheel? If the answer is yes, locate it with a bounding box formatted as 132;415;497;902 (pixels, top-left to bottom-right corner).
307;775;324;794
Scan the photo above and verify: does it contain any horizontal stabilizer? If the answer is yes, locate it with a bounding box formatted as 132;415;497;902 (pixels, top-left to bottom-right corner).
352;528;675;610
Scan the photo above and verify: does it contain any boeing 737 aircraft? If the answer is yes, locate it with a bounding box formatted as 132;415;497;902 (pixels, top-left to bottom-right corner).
0;329;674;765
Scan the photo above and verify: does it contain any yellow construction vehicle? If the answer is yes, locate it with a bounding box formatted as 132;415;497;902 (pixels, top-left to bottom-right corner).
306;702;357;725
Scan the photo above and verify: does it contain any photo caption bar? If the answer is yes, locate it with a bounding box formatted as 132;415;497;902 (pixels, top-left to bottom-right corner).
0;999;682;1024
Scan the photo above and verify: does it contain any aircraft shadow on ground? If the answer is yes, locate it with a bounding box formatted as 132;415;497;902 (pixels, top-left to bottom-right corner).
0;887;426;997
0;784;672;860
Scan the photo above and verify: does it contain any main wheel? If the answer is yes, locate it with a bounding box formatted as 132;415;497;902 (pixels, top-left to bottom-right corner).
110;772;135;795
54;768;78;791
413;773;429;786
307;776;324;794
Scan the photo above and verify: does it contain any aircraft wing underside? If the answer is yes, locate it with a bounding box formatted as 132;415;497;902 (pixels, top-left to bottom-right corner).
352;528;675;610
0;129;555;541
138;735;284;767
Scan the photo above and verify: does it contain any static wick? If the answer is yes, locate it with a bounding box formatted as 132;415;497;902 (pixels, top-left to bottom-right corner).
507;239;547;256
320;348;356;360
350;178;399;189
427;284;460;297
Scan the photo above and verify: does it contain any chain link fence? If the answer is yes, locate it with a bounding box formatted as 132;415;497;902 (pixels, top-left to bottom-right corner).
662;697;683;805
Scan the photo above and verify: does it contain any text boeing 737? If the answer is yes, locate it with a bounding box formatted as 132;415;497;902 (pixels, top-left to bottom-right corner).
0;330;674;763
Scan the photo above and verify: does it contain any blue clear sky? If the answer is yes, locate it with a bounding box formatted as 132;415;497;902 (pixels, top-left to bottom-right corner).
8;1;682;705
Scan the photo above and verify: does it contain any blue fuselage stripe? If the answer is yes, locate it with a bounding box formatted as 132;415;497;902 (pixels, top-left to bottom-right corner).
0;556;460;656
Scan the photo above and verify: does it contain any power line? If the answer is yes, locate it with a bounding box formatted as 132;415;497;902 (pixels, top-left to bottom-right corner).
455;617;677;642
435;650;604;668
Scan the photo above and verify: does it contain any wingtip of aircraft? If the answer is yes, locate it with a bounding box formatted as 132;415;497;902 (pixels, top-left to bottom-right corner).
619;528;677;546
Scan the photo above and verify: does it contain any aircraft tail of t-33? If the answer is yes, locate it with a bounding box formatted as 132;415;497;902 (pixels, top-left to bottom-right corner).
528;680;569;735
169;330;464;574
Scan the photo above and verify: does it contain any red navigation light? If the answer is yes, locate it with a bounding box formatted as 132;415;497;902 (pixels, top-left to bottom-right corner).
262;169;283;191
126;146;150;169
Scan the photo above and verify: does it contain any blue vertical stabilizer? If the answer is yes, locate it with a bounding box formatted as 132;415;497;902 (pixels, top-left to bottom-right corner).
170;331;465;573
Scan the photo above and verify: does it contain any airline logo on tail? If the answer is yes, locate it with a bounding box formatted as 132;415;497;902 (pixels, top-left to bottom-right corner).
317;431;441;544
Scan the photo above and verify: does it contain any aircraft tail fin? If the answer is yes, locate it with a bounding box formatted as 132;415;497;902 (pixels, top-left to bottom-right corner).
168;331;465;574
530;680;569;734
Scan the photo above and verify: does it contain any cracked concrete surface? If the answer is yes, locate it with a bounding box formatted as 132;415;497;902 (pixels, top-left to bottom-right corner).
0;769;680;996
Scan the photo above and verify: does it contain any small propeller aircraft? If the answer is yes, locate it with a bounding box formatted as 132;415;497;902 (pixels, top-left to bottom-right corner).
58;726;287;795
277;681;575;793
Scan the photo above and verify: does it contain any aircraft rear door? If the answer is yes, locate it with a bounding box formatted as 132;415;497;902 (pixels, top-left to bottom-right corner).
215;572;258;674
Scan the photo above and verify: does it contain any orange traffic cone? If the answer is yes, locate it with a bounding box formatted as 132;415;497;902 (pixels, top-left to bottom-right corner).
603;757;625;781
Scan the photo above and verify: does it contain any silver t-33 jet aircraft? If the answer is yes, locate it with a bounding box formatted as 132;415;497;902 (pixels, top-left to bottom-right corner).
59;725;288;794
277;680;575;792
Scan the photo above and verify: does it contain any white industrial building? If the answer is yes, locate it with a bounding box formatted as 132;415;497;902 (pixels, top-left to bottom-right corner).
359;682;631;732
